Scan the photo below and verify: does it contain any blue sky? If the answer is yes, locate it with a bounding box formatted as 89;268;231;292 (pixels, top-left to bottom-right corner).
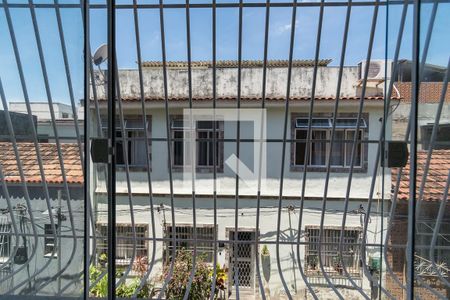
0;1;448;106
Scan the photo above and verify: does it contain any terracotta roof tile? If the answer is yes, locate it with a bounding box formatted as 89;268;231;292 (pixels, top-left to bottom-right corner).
392;150;450;202
93;95;399;102
141;59;332;68
0;142;83;185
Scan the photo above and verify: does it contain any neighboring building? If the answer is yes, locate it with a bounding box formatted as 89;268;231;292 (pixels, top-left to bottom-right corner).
391;60;450;146
0;111;37;142
387;150;450;299
9;102;84;143
0;142;83;295
90;60;396;297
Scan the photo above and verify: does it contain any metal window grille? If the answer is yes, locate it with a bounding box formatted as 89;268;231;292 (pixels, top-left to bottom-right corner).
164;224;217;264
305;226;362;279
97;223;148;266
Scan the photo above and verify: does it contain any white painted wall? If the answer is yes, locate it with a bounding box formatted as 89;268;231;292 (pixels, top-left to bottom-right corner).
9;102;75;120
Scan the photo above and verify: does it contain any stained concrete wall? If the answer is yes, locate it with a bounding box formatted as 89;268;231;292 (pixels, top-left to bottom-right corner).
94;66;383;99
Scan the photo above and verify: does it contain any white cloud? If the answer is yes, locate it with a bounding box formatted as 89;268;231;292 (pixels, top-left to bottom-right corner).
274;20;298;35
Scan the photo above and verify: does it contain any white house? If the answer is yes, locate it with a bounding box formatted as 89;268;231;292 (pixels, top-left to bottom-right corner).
90;60;396;298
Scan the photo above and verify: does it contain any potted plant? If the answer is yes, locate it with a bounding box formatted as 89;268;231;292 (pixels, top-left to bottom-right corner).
261;245;271;283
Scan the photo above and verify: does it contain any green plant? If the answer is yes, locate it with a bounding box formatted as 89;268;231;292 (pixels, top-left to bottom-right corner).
261;245;270;256
162;249;213;300
212;264;228;294
89;265;154;298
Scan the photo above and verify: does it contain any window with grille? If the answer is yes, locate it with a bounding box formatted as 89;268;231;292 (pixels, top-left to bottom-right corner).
101;117;151;167
171;118;223;170
44;224;58;258
97;223;148;265
305;226;362;278
163;224;216;263
293;117;366;169
0;219;11;263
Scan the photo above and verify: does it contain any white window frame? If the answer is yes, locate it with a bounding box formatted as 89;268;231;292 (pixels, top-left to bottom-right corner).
294;117;366;168
171;118;223;170
101;117;151;168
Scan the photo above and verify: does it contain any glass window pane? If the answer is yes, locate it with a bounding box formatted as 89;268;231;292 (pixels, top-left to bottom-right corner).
311;130;327;166
295;130;307;166
330;131;345;166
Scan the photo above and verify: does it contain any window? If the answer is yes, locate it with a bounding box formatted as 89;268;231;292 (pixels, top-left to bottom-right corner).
62;113;69;118
97;223;148;265
0;218;11;263
101;117;151;167
305;226;361;278
416;222;450;267
171;118;223;170
164;224;216;263
293;117;366;168
44;224;58;258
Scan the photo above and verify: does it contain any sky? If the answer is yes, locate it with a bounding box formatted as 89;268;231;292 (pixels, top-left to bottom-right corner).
0;0;448;106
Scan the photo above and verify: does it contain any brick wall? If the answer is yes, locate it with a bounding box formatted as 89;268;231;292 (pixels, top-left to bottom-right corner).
386;201;450;299
395;82;450;103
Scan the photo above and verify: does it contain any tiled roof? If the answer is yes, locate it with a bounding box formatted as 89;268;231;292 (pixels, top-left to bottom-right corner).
94;95;398;102
393;150;450;202
0;142;83;185
141;59;332;68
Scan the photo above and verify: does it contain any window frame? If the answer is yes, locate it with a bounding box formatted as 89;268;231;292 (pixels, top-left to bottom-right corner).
101;116;152;170
163;223;217;264
170;116;224;172
304;225;362;280
44;223;58;258
0;221;11;263
291;113;369;172
96;223;149;266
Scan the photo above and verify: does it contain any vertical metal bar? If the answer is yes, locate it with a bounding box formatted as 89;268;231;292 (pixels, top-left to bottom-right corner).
275;0;298;298
383;2;438;295
233;1;243;297
429;170;450;287
209;1;219;298
130;0;158;296
0;76;39;290
54;0;84;162
254;1;270;299
107;0;116;299
182;1;198;298
83;1;90;298
296;1;324;298
1;0;59;293
114;52;137;288
157;0;177;298
407;0;420;297
316;0;368;296
24;0;79;294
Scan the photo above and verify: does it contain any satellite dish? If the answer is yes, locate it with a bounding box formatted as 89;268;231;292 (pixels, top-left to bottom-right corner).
93;44;108;66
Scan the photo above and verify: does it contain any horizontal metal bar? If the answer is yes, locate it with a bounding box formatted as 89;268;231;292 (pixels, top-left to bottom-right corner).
2;0;450;9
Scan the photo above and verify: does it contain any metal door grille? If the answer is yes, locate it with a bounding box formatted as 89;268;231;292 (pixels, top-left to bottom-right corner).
0;0;448;299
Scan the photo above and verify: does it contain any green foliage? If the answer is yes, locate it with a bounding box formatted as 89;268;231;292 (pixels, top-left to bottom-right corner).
162;249;213;300
89;265;154;298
